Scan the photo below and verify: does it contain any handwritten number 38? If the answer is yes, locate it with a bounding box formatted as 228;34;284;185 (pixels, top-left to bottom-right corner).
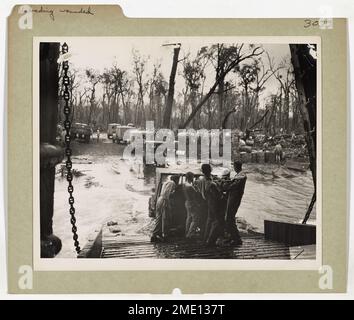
304;19;319;28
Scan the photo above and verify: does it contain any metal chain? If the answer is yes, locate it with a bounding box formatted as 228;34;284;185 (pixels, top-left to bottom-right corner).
61;42;81;255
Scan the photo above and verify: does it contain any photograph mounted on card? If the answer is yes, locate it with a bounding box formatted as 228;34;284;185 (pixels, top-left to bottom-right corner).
7;5;348;293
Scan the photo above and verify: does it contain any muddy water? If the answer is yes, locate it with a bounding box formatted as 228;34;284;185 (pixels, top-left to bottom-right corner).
53;136;315;258
238;165;316;234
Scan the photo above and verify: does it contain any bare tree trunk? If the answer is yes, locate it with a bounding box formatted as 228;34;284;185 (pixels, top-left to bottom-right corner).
116;93;120;123
120;92;128;124
284;88;290;132
207;98;212;130
290;44;317;223
290;44;316;184
278;87;283;132
191;90;198;129
181;80;219;129
266;95;277;135
218;74;225;128
163;46;180;128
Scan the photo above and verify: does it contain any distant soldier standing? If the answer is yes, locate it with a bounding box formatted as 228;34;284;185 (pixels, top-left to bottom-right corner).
274;143;283;163
96;128;100;143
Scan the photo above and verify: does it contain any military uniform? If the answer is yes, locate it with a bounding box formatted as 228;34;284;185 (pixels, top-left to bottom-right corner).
183;182;200;239
221;171;247;242
152;180;176;238
197;176;224;246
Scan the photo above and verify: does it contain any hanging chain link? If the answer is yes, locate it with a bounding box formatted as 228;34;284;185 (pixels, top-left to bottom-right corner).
61;42;81;255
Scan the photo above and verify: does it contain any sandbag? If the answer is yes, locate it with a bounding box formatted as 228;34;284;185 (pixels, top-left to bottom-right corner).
265;151;276;163
257;151;265;163
251;151;258;163
240;152;251;163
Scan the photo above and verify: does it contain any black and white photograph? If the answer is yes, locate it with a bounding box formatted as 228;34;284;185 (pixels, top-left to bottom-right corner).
35;37;320;266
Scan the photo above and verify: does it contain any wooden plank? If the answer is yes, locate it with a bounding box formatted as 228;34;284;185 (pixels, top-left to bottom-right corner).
289;245;316;260
75;223;295;260
101;238;291;260
78;229;103;258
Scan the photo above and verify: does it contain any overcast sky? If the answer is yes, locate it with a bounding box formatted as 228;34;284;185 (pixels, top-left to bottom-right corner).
64;37;293;107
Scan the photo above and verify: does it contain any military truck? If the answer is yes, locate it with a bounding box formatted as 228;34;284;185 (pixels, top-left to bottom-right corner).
70;123;92;143
107;123;120;139
112;124;136;144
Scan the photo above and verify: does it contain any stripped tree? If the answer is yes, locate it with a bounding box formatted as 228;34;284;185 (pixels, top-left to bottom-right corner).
181;44;264;129
290;44;317;224
162;43;181;129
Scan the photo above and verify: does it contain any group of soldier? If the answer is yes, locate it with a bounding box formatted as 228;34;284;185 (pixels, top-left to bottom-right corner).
151;160;247;247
